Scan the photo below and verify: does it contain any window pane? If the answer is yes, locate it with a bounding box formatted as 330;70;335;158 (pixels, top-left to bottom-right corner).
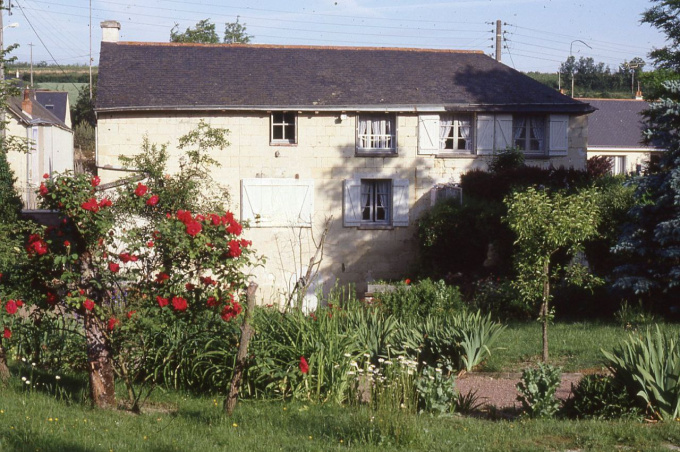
285;125;295;140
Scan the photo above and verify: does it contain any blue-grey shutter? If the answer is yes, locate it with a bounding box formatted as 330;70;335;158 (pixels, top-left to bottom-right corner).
392;179;410;227
549;115;569;155
476;114;494;154
495;115;513;151
343;179;362;227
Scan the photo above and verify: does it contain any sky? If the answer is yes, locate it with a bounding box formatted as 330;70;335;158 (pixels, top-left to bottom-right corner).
2;0;668;74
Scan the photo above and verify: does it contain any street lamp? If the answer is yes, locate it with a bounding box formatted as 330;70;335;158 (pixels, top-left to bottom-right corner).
569;39;592;98
0;17;19;140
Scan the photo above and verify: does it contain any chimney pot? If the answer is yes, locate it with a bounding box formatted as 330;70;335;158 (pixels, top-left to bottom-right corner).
21;88;32;116
101;20;121;43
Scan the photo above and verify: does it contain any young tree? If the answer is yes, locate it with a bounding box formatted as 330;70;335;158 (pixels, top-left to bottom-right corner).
170;19;220;44
224;16;252;44
505;187;601;362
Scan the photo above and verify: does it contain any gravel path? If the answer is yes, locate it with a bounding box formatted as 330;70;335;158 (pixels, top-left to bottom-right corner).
456;372;583;412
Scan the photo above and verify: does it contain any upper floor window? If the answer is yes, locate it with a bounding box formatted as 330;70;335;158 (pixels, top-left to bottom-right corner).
513;115;546;153
271;112;296;144
357;114;396;155
440;115;472;152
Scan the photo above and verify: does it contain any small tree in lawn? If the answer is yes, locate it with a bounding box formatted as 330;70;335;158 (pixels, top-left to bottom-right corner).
504;187;601;362
21;121;256;409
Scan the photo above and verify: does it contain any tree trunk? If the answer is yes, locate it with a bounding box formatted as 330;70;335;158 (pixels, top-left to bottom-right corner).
0;343;10;384
225;282;258;415
541;260;551;362
85;313;116;408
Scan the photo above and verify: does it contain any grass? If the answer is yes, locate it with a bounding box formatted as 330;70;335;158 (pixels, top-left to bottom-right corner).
1;382;680;452
3;321;680;451
483;321;680;373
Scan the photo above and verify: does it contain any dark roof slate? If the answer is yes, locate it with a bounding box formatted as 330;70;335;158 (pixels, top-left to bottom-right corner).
35;91;69;126
584;99;650;148
96;42;592;114
7;94;68;130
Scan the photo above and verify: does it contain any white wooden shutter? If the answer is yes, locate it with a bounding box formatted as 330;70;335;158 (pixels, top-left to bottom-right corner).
418;115;440;154
241;179;313;227
343;179;362;227
476;114;494;154
549;114;569;156
392;179;409;227
495;114;513;152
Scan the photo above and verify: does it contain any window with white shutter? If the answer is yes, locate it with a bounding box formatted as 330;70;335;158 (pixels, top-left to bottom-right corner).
241;178;313;227
418;115;439;154
548;114;569;155
343;178;409;228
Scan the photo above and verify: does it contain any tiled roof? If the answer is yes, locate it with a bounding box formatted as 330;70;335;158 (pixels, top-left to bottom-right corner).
7;92;69;130
584;99;651;148
96;42;593;114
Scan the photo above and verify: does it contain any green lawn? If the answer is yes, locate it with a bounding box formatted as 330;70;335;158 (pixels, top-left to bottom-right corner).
482;321;680;373
3;321;680;451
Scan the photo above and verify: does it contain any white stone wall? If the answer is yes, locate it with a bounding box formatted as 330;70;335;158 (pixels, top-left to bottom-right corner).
96;111;589;303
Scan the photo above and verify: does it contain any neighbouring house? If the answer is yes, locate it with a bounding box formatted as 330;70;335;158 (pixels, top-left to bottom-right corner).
95;20;594;303
6;88;74;210
585;98;662;175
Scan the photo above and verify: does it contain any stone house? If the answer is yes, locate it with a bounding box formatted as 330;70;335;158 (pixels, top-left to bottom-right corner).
95;21;594;303
585;98;662;175
6;88;74;210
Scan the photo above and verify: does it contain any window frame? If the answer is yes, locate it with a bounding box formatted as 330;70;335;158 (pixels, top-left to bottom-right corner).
360;179;391;225
513;115;547;155
270;111;297;145
343;177;409;228
439;114;473;154
356;114;397;156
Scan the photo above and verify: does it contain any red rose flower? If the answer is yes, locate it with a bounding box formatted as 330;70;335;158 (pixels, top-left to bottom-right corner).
127;310;136;319
46;292;57;305
146;194;159;206
206;296;219;307
195;214;205;222
155;272;169;283
64;240;71;247
91;176;100;187
134;182;148;197
5;300;17;315
39;183;48;196
3;327;11;339
16;300;23;307
176;209;193;225
227;220;242;236
200;276;217;286
223;211;235;224
156;295;169;307
220;300;242;322
79;289;86;295
172;296;188;311
228;240;242;258
83;299;95;311
299;356;309;374
147;241;154;248
210;214;222;226
43;173;49;179
108;262;120;273
186;220;202;237
98;198;112;208
107;317;119;331
185;283;195;291
81;198;100;212
405;279;411;285
26;234;48;256
239;239;252;248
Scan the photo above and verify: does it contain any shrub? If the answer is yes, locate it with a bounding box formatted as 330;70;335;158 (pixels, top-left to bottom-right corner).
602;326;680;421
562;374;643;420
372;279;463;320
488;147;525;173
516;363;562;418
415;364;456;414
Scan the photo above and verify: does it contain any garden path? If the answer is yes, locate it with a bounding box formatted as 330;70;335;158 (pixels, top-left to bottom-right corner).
456;372;583;413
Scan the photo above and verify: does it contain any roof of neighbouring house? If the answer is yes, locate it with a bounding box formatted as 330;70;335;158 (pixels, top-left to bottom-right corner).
96;42;594;114
7;90;71;131
584;98;653;149
34;91;70;126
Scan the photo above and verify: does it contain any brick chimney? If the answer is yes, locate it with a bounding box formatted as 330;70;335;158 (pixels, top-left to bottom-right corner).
101;20;121;43
21;88;32;116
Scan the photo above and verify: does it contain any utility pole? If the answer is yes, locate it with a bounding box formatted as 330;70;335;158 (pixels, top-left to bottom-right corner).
1;0;6;142
495;20;502;62
89;0;92;99
28;42;33;87
569;39;591;98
